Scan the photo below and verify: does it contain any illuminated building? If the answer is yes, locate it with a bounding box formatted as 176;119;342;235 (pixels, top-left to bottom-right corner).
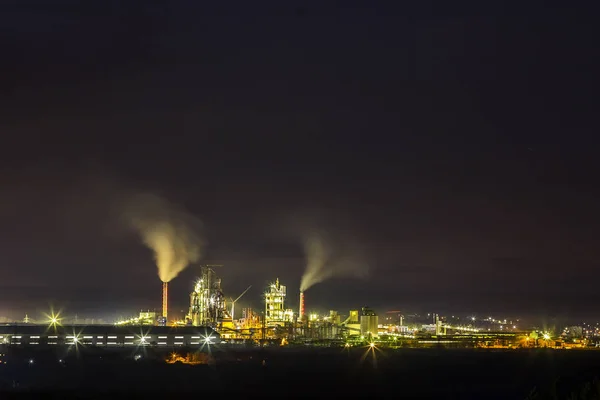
347;310;359;324
240;308;261;329
115;311;157;326
329;310;341;325
360;307;378;338
343;310;361;337
187;266;230;328
139;311;157;324
265;278;290;327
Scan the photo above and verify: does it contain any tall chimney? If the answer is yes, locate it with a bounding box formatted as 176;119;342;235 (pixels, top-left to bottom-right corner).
299;290;305;318
162;281;168;321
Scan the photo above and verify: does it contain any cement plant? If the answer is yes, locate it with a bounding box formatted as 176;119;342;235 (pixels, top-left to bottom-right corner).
2;264;599;353
3;264;600;398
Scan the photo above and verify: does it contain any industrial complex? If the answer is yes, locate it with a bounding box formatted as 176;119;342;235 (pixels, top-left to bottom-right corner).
1;264;595;351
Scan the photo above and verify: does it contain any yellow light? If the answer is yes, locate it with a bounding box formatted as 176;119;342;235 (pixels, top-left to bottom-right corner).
369;342;375;348
45;310;62;327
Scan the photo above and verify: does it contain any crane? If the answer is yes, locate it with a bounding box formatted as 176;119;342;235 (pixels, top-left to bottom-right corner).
230;285;252;320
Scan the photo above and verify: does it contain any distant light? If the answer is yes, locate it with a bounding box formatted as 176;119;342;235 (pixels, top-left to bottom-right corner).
369;343;375;348
47;311;62;327
29;359;34;364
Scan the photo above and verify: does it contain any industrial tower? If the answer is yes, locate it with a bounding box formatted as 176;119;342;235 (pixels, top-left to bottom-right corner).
265;278;291;327
187;266;230;328
360;307;379;338
162;281;168;321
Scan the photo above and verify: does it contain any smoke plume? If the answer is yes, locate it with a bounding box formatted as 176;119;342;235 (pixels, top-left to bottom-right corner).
123;193;204;282
300;233;368;292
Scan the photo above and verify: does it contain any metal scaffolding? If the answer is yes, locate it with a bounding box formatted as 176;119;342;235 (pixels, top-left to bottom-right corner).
265;278;288;327
187;265;230;328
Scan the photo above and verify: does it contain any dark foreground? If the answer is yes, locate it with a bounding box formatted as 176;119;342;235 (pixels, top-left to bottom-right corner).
2;346;600;399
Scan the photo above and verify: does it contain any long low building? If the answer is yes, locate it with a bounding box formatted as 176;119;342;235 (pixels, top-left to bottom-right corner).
0;324;221;348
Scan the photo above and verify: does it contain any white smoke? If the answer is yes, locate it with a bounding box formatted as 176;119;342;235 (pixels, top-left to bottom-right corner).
123;193;203;282
299;233;368;292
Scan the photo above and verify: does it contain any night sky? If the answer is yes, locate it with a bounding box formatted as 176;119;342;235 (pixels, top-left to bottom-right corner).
1;2;598;322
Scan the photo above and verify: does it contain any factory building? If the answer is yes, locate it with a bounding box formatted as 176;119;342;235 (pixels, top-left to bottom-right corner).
329;310;341;325
187;266;230;328
115;311;158;326
343;310;361;337
0;324;220;347
264;278;293;327
360;307;379;338
139;311;157;324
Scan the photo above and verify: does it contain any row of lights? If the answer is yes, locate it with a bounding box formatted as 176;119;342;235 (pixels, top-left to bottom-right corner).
45;312;215;345
344;342;376;348
67;334;214;345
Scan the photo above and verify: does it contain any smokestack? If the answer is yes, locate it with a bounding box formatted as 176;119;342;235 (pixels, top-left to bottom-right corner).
299;290;305;318
162;281;168;321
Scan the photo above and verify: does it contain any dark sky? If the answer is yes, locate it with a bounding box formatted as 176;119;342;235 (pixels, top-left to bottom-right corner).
1;1;598;322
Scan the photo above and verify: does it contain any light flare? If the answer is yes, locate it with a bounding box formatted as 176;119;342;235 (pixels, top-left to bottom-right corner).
43;309;63;330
